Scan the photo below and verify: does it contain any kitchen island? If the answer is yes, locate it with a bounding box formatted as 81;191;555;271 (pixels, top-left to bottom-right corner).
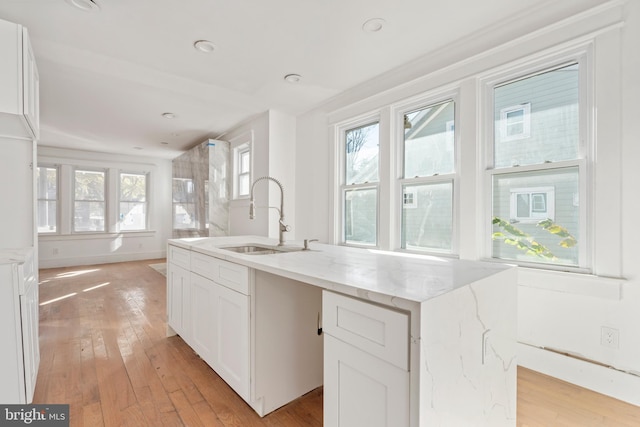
167;236;517;427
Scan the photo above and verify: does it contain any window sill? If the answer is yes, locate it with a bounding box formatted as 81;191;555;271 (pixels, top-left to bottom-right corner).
517;267;624;300
39;230;157;241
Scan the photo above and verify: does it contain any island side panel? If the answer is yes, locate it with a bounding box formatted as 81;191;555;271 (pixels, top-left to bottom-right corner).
419;267;517;426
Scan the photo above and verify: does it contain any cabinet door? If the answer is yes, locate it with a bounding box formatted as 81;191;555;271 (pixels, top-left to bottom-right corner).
324;335;409;427
190;273;216;365
167;263;190;339
21;281;39;403
212;283;250;401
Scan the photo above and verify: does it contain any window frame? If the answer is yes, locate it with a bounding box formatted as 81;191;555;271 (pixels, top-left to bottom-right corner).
393;91;460;255
482;50;592;272
336;115;381;248
36;164;59;235
72;167;107;234
118;170;149;232
234;144;252;199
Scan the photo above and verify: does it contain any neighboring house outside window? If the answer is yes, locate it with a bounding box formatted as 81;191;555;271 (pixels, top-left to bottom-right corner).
119;172;148;231
499;103;531;143
401;99;456;253
489;62;583;267
37;165;58;234
74;168;106;232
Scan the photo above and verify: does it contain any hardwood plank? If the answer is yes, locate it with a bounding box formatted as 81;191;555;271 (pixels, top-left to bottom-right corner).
33;259;640;427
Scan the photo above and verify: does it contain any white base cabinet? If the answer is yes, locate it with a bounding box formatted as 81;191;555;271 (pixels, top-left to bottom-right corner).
167;244;323;417
323;290;410;427
167;260;191;340
0;248;40;404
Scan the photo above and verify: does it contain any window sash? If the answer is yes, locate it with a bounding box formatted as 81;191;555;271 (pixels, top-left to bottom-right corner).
37;165;58;234
119;172;148;231
73;169;106;233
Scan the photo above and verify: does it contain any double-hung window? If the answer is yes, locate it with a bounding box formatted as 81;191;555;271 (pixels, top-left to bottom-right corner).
119;172;148;231
488;61;586;268
342;121;380;246
37;165;58;233
74;168;106;232
236;146;251;198
400;99;456;252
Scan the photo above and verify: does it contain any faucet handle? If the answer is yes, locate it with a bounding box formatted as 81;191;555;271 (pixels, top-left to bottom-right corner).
303;239;319;250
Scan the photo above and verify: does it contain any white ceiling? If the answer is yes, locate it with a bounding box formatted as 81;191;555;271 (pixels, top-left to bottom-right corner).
0;0;608;159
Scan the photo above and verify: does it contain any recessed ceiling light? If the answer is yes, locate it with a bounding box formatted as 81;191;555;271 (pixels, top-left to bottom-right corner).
65;0;101;13
162;112;176;119
194;40;216;53
362;18;385;33
133;147;143;150
284;74;302;83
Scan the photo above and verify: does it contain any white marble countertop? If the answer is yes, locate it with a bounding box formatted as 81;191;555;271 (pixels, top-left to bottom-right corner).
168;236;513;304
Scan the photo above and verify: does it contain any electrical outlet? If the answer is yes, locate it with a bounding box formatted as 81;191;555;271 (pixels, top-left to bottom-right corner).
601;326;619;349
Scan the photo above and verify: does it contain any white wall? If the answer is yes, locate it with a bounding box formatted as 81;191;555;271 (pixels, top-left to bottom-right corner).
294;1;640;403
38;146;173;268
224;110;298;242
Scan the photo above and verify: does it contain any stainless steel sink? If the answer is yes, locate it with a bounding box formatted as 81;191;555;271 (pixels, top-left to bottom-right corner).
219;244;302;255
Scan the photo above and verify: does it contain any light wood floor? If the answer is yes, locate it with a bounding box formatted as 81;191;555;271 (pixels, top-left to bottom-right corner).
34;259;640;426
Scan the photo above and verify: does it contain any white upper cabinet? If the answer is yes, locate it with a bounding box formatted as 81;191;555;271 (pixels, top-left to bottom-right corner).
0;18;40;140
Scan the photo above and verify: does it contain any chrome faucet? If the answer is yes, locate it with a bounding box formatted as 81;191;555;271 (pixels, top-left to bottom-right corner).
249;176;290;246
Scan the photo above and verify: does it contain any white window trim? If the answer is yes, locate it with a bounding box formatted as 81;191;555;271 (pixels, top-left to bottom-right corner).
333;113;382;248
230;131;254;200
480;46;592;272
392;90;460;255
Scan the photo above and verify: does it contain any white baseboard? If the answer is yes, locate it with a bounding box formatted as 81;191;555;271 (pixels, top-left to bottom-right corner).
518;342;640;406
38;251;166;269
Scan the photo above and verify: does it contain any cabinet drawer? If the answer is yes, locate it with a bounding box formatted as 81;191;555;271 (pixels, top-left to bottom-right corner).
323;291;409;370
168;245;190;270
191;251;249;295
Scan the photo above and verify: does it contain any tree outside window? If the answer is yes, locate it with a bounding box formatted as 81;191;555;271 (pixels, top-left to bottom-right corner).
74;169;106;232
119;172;148;231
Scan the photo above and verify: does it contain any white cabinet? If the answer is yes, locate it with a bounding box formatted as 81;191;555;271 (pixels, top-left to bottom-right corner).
189;251;251;400
0;248;40;404
210;278;250;400
0;18;39;140
167;247;191;340
167;243;323;417
323;290;410;427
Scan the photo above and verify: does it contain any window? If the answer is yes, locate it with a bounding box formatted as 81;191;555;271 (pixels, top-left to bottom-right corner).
238;148;251;197
173;178;196;229
489;62;583;267
509;187;555;222
37;165;58;233
499;103;531;142
74;169;106;232
401;99;456;252
119;172;148;231
342;121;379;245
233;142;251;199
